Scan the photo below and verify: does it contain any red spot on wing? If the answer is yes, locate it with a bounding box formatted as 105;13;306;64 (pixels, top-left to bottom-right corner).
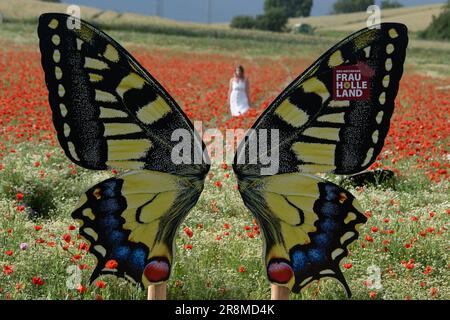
267;261;294;284
144;259;170;283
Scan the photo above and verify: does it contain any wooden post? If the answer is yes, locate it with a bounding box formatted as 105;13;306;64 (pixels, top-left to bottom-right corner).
147;283;167;300
271;284;290;300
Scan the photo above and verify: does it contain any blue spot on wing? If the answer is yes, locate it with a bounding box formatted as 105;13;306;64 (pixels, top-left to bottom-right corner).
98;198;121;213
128;248;147;273
319;202;342;216
292;251;308;272
320;218;337;233
109;230;126;243
99;215;120;232
312;233;331;247
307;248;326;264
113;246;131;262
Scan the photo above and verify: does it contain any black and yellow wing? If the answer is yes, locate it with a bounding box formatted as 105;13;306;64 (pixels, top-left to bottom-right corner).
38;13;210;287
233;24;408;296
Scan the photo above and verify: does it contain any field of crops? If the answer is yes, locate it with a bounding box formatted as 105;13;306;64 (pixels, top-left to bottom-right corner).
0;7;449;300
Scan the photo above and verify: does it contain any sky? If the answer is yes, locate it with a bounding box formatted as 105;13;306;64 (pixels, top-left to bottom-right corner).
64;0;445;23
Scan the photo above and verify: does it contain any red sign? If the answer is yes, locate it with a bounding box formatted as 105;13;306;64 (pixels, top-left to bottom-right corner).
333;64;372;101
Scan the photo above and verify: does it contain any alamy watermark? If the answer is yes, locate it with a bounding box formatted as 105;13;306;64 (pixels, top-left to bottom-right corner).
171;121;280;176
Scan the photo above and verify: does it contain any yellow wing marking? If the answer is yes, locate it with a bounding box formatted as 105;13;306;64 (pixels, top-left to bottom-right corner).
302;127;340;141
103;44;120;62
107;139;152;160
372;130;379;144
389;28;399;38
274;100;309;128
53;50;61;63
106;160;144;170
328;50;344;67
63;123;70;137
298;164;336;173
103;123;142;136
93;245;107;257
265;193;302;225
67;141;80;161
340;231;355;244
116;72;146;98
344;212;357;224
48;19;59;29
379;92;386;105
84;57;109;70
84;227;99;241
136;96;172;124
82;208;95;221
58;84;65;97
301;77;330;102
331;248;344;260
139;192;177;224
329;100;350;108
59;103;68;117
362;148;374;167
95;89;117;102
386;43;395;54
316;113;345;124
376;111;384;124
353;29;377;50
76;38;84;51
99;107;128;118
382;75;390;88
55;66;63;80
51;34;60;46
292;142;336;166
121;171;178;194
89;73;103;83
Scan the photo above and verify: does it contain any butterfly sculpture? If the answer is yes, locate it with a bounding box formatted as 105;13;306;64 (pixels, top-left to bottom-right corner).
38;13;408;297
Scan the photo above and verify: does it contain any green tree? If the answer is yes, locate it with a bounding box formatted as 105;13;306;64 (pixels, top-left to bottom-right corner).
420;1;450;40
264;0;313;18
230;15;257;30
381;0;403;9
255;7;289;32
333;0;374;14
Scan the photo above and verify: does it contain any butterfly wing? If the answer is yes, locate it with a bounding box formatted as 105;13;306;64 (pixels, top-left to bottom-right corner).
38;13;210;287
238;173;366;295
234;23;408;176
234;24;408;296
72;170;203;286
38;13;208;175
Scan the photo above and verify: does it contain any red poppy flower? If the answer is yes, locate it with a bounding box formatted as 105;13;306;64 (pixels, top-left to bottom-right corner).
343;263;353;269
77;284;87;294
105;259;118;269
95;280;107;289
62;233;71;243
32;276;45;286
238;266;246;273
16;193;24;201
184;244;193;250
183;227;193;238
3;265;13;275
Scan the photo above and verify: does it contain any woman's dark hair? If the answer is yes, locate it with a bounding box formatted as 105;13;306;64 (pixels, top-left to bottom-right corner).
235;65;245;77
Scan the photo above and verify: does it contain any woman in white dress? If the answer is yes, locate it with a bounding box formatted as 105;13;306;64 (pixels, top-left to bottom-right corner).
228;65;250;116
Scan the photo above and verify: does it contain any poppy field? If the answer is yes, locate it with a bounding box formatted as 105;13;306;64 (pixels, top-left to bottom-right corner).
0;22;449;300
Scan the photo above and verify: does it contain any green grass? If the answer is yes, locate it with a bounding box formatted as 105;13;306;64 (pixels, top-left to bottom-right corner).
0;139;448;300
